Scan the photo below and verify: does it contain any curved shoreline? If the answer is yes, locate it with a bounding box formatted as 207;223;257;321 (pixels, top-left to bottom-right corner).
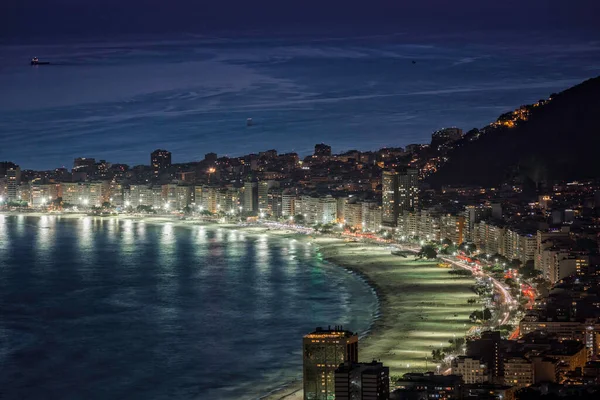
3;213;477;399
260;235;477;399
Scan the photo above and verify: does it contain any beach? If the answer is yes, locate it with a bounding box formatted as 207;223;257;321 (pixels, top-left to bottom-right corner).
228;228;477;399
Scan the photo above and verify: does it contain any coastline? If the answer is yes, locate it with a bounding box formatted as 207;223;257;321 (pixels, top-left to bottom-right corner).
2;212;476;399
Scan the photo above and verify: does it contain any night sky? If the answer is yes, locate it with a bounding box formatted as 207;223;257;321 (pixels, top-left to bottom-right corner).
3;0;599;38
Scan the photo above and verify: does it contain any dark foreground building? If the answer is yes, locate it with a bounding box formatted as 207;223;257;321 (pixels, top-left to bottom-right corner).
335;361;389;400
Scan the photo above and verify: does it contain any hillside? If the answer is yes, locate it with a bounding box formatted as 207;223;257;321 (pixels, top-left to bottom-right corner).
427;76;600;188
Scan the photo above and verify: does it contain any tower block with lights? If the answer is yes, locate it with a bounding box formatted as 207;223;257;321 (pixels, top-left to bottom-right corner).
303;326;358;400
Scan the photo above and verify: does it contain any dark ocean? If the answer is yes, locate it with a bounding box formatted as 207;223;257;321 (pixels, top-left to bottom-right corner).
0;215;377;399
0;31;599;169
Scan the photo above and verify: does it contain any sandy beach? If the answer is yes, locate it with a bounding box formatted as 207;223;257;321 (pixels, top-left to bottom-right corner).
228;229;477;399
2;212;476;399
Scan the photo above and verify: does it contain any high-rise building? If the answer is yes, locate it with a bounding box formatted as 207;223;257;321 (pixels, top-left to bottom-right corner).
503;356;534;389
258;181;269;215
30;183;60;207
107;182;124;207
464;205;492;241
314;143;332;157
440;214;465;245
344;203;363;230
362;202;382;232
268;189;283;218
303;327;358;400
452;356;490;384
282;193;296;217
151;149;172;177
382;168;418;228
382;170;399;227
7;166;21;201
295;196;338;225
243;181;258;214
162;184;192;210
398;168;418;212
335;361;389;400
201;186;218;214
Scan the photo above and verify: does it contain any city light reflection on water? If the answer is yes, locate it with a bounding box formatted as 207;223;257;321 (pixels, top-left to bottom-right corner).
0;215;376;399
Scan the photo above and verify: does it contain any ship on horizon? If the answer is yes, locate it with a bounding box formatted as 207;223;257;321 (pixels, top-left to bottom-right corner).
31;57;50;66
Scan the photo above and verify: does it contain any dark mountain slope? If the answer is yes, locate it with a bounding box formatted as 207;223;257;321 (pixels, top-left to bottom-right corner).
428;76;600;188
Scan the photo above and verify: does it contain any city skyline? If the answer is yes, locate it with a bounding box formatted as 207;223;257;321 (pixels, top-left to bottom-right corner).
3;2;600;399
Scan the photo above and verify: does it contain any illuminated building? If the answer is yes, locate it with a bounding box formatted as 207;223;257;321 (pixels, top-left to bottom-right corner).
59;182;108;207
535;229;570;271
382;169;418;228
303;326;358;400
503;356;533;388
452;356;490;384
381;170;399;227
440;213;465;245
200;186;218;213
7;166;21;201
243;181;258;213
281;193;296;217
267;189;284;218
334;361;389;400
343;203;362;230
398;168;418;212
30;183;60;207
150;149;171;178
109;182;124;207
257;181;275;214
361;202;382;232
296;196;338;225
162;184;192;210
464;205;491;241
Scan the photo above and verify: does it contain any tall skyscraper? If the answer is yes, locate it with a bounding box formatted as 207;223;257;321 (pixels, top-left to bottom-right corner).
398;168;419;212
151;149;172;177
303;326;358;400
243;181;258;213
382;169;418;227
335;361;389;400
257;181;269;214
314;143;332;157
7;166;21;201
382;170;399;227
